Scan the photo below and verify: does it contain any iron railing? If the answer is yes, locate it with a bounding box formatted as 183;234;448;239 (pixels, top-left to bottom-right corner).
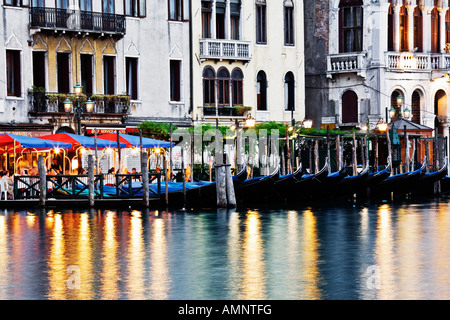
29;7;126;34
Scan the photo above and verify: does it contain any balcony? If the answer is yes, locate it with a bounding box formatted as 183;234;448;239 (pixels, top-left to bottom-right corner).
327;52;367;78
29;92;131;117
199;39;251;62
199;106;251;119
29;7;126;36
386;52;450;71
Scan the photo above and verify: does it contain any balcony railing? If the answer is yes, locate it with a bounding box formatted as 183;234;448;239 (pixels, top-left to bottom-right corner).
200;106;250;118
327;52;366;77
30;92;130;116
29;7;126;35
200;39;251;61
386;52;450;71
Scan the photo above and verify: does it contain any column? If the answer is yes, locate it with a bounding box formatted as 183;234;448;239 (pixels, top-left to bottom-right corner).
211;0;217;39
225;0;231;40
393;4;401;52
407;5;415;52
439;7;448;53
421;5;433;53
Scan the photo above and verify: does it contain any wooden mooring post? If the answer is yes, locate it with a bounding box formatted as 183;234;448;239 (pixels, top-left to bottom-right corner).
38;154;46;208
88;155;95;208
142;151;149;208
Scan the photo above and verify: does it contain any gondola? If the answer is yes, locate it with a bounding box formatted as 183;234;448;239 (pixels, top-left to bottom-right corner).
410;157;448;196
356;163;392;200
369;161;427;198
273;163;304;195
234;165;280;204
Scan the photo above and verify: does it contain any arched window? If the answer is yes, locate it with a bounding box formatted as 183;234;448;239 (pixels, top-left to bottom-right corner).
217;67;230;106
435;90;447;136
284;0;294;46
414;6;423;52
411;90;421;124
339;0;363;53
203;66;215;106
342;90;358;123
390;90;403;119
231;68;243;106
400;5;408;51
388;4;394;51
284;72;295;111
256;71;267;111
431;7;440;53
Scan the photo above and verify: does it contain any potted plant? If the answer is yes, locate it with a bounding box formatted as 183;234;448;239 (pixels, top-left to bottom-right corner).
235;106;252;116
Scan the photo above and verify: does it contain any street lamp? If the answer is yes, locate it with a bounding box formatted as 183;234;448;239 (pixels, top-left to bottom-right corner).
389;106;396;120
303;119;313;129
64;83;94;135
403;106;411;119
245;115;256;128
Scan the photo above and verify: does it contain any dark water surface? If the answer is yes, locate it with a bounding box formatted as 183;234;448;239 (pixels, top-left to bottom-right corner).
1;199;450;300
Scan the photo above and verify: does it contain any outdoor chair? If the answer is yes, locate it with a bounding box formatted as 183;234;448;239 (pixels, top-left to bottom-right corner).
0;180;8;200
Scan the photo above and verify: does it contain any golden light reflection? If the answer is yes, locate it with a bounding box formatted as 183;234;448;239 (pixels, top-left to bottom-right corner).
240;210;266;300
127;211;145;299
301;209;321;300
0;215;8;299
48;213;67;299
100;210;119;299
76;213;93;299
433;203;450;299
150;218;170;299
375;204;396;300
397;207;421;299
227;211;241;297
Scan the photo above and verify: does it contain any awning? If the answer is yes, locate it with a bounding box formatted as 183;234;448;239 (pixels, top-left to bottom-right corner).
96;133;173;148
0;133;72;151
37;133;127;150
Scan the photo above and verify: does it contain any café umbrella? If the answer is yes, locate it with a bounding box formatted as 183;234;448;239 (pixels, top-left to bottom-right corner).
37;133;127;150
96;133;173;148
0;133;72;151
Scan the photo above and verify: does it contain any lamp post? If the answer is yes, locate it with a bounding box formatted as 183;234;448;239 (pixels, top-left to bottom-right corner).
64;82;94;135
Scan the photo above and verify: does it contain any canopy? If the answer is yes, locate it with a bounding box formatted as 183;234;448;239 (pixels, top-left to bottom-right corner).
38;133;127;150
96;133;173;148
0;133;72;151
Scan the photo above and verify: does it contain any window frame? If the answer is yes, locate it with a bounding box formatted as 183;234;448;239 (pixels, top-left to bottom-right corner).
6;49;22;98
201;1;212;38
256;0;267;44
231;68;243;107
124;0;146;18
284;71;295;111
169;59;182;102
4;0;29;6
339;0;363;53
168;0;190;22
202;66;216;107
256;70;267;111
217;67;230;106
284;0;295;46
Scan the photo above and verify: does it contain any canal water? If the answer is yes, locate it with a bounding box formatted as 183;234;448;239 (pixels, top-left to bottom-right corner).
1;199;450;300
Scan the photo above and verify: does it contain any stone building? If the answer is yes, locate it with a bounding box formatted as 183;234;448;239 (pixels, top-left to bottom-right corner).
305;0;450;143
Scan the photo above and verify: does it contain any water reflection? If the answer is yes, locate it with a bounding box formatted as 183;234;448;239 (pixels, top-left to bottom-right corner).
1;200;450;299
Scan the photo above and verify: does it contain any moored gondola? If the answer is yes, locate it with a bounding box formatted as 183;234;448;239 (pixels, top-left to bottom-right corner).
410;157;448;196
234;165;280;204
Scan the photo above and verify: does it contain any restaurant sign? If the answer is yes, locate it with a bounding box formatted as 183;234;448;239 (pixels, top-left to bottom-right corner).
85;127;139;135
0;130;52;138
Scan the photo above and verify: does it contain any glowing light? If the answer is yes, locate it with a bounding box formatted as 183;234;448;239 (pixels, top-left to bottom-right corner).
72;159;79;170
54;148;61;154
303;119;313;129
154;148;161;155
377;122;388;132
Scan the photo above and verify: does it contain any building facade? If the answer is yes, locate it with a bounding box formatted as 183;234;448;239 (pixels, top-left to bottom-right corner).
192;0;306;126
0;0;191;137
305;0;450;141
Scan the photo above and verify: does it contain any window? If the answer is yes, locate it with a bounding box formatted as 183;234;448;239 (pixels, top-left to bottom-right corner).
342;90;358;123
170;60;181;102
6;50;21;97
125;0;146;17
388;4;393;51
57;52;70;94
32;51;46;90
431;7;440;53
103;56;116;95
256;71;267;111
230;0;241;40
231;68;243;106
169;0;190;21
203;67;215;106
103;0;115;13
412;91;421;124
217;68;230;106
126;57;138;100
256;0;267;44
4;0;29;6
284;72;295;111
216;0;226;39
284;0;294;46
80;0;92;11
201;1;212;38
32;0;43;6
446;10;450;48
414;6;423;52
81;54;93;95
400;5;408;51
339;0;363;53
56;0;69;8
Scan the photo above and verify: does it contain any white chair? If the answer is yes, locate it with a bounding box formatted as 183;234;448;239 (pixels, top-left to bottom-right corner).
0;180;8;200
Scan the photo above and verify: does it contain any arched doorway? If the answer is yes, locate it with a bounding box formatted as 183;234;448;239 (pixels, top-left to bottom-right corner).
435;90;447;136
390;89;404;119
342;90;358;124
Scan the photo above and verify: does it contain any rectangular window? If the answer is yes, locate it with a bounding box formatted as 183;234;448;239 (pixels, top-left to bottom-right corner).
80;0;92;11
169;0;189;21
32;51;46;90
103;0;115;13
103;56;115;95
256;3;267;44
4;0;29;6
6;50;21;97
32;0;44;6
56;0;69;9
170;60;181;102
203;79;215;106
57;52;70;94
126;57;138;100
284;5;294;46
124;0;146;17
218;80;229;106
230;3;240;40
216;2;226;39
201;1;211;38
341;6;362;52
81;54;93;95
